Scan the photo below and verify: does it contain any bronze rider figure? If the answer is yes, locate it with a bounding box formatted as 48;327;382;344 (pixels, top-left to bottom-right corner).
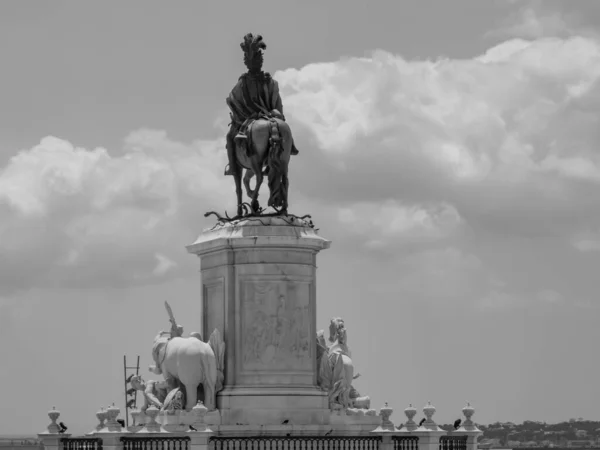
224;33;299;177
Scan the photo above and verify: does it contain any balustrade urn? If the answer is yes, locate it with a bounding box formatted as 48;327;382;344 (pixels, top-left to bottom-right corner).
95;407;107;431
144;405;161;433
47;407;60;434
130;408;143;427
404;404;418;431
423;402;436;424
191;401;210;432
106;403;122;432
462;402;475;426
375;402;395;431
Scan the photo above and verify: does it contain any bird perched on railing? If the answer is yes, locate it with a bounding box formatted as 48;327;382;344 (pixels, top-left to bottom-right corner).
418;418;426;427
58;422;68;434
454;419;462;430
117;419;125;428
189;425;197;432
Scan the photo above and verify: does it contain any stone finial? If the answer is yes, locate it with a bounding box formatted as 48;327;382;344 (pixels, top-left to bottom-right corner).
378;402;395;431
106;403;122;432
95;407;107;431
46;406;60;434
130;408;144;428
423;401;436;424
144;405;161;433
462;402;475;426
190;401;211;432
403;404;418;431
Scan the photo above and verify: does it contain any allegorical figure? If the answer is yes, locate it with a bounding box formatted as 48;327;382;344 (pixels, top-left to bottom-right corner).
316;317;371;410
224;33;299;177
130;375;168;412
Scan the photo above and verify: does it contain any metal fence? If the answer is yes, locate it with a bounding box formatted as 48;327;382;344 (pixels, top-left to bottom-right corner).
439;436;467;450
60;437;103;450
209;436;382;450
392;436;419;450
120;436;190;450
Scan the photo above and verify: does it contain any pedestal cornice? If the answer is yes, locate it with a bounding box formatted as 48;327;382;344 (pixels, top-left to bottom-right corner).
186;216;331;255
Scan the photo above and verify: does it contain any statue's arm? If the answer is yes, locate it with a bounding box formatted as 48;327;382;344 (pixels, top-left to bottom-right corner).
272;80;284;118
144;383;163;408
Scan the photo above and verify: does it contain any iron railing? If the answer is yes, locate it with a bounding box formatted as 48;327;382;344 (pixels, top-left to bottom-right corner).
60;437;103;450
392;436;419;450
439;435;467;450
120;436;190;450
210;436;382;450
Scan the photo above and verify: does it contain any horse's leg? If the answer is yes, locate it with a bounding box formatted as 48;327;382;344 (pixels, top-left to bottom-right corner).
281;163;289;215
279;122;293;214
243;169;255;198
249;157;264;213
248;121;271;213
232;166;243;217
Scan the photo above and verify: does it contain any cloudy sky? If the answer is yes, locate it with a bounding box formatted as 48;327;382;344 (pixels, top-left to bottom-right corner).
1;0;600;435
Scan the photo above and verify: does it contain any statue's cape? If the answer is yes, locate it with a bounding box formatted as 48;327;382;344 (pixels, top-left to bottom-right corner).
227;72;282;126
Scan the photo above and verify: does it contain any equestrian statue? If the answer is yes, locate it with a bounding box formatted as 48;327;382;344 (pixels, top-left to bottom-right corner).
224;33;299;217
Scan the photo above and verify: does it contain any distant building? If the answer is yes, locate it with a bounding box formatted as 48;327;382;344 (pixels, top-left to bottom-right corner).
567;440;594;448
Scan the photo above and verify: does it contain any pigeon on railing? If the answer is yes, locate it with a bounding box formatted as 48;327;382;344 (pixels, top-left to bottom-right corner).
418;418;426;427
58;422;68;434
189;425;197;432
117;419;125;427
454;419;462;430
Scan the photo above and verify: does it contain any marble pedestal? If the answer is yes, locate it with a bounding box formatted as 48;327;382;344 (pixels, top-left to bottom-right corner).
187;216;331;425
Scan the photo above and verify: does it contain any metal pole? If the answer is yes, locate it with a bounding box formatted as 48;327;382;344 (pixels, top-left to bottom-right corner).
123;355;128;428
135;355;140;416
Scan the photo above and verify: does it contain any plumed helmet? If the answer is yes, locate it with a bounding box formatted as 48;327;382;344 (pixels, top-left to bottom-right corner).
241;33;266;71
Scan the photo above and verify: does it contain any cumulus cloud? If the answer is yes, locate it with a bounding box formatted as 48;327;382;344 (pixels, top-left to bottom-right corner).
337;201;462;250
2;34;600;308
277;36;600;237
486;6;573;40
0;132;230;294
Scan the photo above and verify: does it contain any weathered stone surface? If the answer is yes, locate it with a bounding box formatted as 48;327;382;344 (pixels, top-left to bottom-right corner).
187;217;330;425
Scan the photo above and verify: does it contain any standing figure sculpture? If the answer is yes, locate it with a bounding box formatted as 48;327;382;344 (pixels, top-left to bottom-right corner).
316;317;371;410
224;33;299;217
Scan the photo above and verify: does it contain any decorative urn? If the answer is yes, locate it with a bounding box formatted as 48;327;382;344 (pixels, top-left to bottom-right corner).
378;402;394;430
106;403;120;424
191;401;208;431
423;401;436;423
462;402;475;426
404;404;417;424
95;407;107;430
130;408;143;427
47;406;60;433
145;405;161;432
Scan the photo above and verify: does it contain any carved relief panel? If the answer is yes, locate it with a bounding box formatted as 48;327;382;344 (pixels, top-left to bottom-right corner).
202;277;225;341
239;277;312;373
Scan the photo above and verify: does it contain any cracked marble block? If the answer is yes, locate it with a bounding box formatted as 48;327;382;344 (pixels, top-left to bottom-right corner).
186;216;331;425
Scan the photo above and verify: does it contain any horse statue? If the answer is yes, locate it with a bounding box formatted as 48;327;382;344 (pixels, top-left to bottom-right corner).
235;116;293;215
223;33;299;218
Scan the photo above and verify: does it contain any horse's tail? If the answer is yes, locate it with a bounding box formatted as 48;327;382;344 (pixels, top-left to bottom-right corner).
267;119;289;209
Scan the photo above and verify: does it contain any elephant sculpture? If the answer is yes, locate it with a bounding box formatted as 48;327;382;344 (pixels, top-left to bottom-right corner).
149;329;224;411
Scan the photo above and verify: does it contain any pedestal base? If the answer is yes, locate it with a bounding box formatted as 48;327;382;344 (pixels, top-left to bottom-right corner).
187;216;332;427
217;387;329;425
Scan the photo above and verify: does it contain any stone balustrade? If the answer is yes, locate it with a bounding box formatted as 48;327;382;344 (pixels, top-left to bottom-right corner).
38;402;482;450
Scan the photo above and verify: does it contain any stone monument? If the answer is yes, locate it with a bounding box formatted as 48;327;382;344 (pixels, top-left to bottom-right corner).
186;215;330;425
38;34;483;450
